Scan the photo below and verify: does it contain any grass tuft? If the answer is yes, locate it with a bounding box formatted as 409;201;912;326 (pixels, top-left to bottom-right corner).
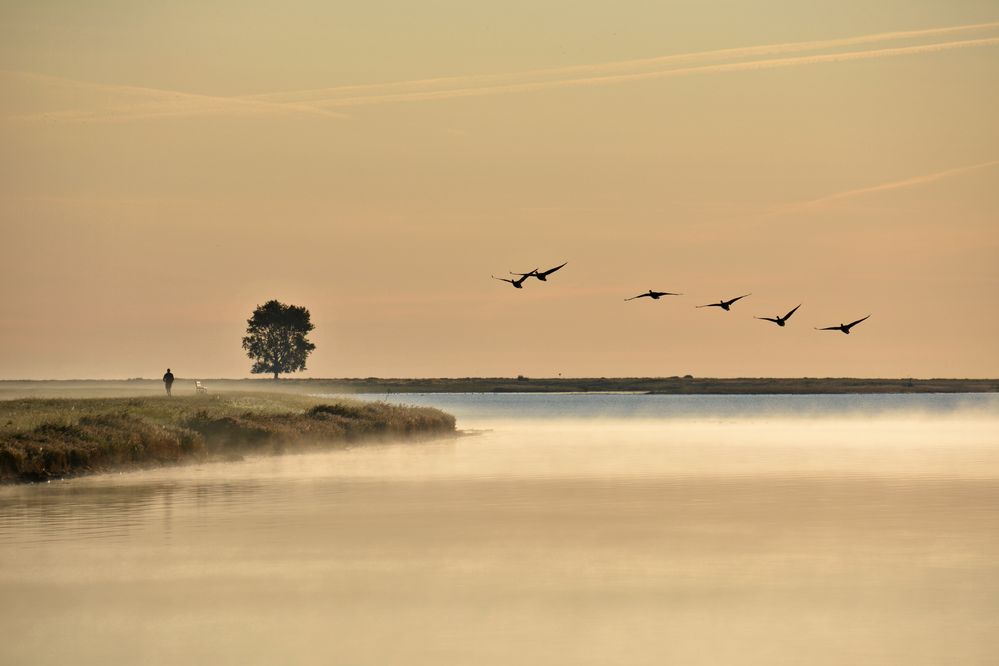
1;393;455;484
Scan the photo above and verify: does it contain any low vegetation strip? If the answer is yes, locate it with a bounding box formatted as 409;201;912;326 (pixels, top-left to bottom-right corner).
3;378;997;400
0;394;456;484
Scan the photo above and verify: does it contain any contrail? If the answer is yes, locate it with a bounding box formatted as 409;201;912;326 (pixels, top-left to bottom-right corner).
6;23;998;122
785;159;999;211
246;20;999;103
1;71;345;123
298;37;999;108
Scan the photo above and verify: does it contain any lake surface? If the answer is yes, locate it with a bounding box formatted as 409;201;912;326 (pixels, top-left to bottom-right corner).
2;393;999;665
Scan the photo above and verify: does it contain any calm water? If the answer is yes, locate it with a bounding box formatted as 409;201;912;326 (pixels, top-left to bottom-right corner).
2;393;998;665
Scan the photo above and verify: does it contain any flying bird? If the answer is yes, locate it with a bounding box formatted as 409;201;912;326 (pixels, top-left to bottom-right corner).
625;290;682;301
510;261;568;282
492;273;531;289
697;294;751;311
756;304;801;327
815;314;871;335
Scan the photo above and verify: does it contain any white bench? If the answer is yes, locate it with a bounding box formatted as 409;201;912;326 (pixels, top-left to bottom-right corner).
195;381;208;394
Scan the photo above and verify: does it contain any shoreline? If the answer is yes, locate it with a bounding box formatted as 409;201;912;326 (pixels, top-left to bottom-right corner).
2;377;997;400
0;393;456;485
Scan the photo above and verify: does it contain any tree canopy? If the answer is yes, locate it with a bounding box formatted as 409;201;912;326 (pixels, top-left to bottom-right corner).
241;300;316;379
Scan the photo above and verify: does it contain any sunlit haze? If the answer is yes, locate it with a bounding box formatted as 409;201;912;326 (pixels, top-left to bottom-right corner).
2;1;997;379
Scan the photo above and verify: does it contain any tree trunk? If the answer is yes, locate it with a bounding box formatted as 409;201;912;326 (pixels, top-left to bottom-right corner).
273;371;279;380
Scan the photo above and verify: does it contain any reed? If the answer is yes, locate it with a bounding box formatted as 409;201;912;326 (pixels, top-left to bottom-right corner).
0;393;456;484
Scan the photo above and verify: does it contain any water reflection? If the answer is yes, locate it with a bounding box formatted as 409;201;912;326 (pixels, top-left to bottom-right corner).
1;394;998;665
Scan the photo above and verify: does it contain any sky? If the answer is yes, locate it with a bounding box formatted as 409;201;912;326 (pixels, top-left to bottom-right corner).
1;0;997;379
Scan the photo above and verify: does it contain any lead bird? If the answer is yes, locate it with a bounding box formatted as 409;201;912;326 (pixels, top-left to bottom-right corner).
815;314;871;335
510;261;568;282
756;304;801;327
625;290;682;301
492;273;531;289
697;294;751;311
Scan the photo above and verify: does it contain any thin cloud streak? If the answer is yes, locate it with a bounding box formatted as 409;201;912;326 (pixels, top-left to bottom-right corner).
5;25;999;122
247;20;999;102
783;159;999;211
2;71;346;123
299;37;999;108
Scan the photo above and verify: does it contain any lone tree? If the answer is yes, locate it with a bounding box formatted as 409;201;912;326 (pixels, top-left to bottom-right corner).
242;300;316;379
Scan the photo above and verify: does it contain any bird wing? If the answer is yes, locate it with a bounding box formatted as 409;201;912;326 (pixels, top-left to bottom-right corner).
726;293;751;305
509;270;534;277
625;293;649;301
697;303;721;308
783;304;802;320
655;292;681;297
491;275;513;284
756;317;779;323
845;314;871;329
539;261;568;276
815;325;840;331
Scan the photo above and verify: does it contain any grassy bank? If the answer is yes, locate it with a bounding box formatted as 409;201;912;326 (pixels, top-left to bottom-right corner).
0;393;456;484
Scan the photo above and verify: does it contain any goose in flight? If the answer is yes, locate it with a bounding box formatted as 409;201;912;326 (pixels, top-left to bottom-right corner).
510;261;568;282
697;294;751;311
756;304;801;327
816;315;871;334
492;273;531;289
625;290;682;301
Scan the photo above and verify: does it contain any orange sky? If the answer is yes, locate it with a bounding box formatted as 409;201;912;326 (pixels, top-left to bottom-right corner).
1;1;997;379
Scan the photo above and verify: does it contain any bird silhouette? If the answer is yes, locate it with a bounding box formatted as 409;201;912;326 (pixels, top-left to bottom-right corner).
816;315;871;334
756;304;801;327
510;261;568;282
492;273;531;289
697;294;751;311
625;290;682;301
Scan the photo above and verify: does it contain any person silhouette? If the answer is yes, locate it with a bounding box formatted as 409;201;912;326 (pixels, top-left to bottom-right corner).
163;368;175;396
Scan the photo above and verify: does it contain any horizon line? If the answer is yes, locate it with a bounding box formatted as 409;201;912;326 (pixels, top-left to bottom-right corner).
2;376;996;382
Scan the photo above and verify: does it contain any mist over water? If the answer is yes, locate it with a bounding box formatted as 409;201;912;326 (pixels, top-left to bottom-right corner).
346;390;999;421
2;394;998;664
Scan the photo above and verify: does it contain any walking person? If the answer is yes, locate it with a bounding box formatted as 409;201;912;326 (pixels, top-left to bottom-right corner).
163;368;175;396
